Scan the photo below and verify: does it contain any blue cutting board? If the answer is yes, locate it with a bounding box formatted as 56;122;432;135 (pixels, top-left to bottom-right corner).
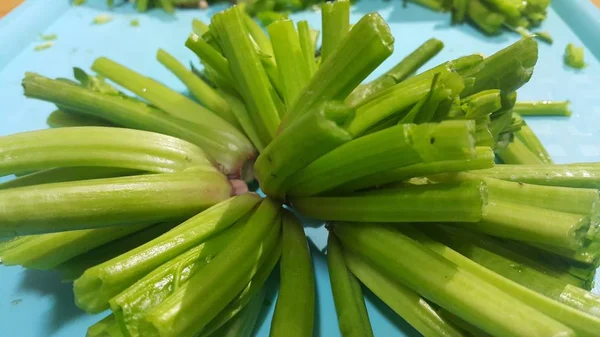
0;1;599;336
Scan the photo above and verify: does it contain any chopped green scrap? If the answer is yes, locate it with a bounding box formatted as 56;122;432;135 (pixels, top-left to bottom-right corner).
511;26;532;39
39;33;57;41
130;19;140;27
92;14;113;25
34;42;54;52
73;0;86;5
564;43;585;69
534;31;552;44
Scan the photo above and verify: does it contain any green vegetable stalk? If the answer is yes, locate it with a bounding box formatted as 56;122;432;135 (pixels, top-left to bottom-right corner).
210;5;282;146
433;172;600;218
403;225;600;337
467;0;506;35
73;194;260;313
22;73;255;178
498;137;545;165
156;49;239;128
185;33;235;89
254;101;353;199
334;222;575;337
335;146;494;193
327;234;374;337
198;240;281;337
461;37;538;96
531;242;600;266
292;181;486;223
57;222;177;282
321;0;350;62
346;70;464;137
270;211;315;337
217;89;267;153
140;199;282;337
347;38;444;107
91;57;235;131
0;167;140;190
136;0;149;12
47;109;114;128
343;249;466;337
287;121;477;197
281;12;394;129
0;126;214;177
0;170;232;237
267;20;312;108
470;163;600;188
209;287;267;337
111;219;246;337
0;223;150;270
452;0;469;23
559;284;600;319
87;314;124;337
457;89;502;120
91;58;255;176
297;21;318;76
514;101;572;117
454;198;594;250
242;11;274;57
192;19;209;36
513;114;553;164
422;226;600;317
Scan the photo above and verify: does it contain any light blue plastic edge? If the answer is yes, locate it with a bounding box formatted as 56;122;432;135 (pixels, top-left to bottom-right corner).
1;1;599;69
552;0;600;61
0;0;69;70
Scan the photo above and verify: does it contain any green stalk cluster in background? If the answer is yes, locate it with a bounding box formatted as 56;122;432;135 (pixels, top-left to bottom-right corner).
76;0;552;39
2;1;599;337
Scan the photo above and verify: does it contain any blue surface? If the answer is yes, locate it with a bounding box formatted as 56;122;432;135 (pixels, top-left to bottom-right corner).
0;1;599;336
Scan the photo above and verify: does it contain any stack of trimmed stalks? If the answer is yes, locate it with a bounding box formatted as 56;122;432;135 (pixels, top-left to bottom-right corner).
1;1;598;336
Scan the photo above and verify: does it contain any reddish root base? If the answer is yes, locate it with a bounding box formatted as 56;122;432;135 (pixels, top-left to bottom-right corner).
230;179;249;195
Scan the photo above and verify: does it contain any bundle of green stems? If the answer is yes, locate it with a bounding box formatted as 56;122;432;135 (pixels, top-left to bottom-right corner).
2;1;597;336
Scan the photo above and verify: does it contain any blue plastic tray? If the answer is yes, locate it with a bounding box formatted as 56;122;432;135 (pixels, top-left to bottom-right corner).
0;1;599;336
